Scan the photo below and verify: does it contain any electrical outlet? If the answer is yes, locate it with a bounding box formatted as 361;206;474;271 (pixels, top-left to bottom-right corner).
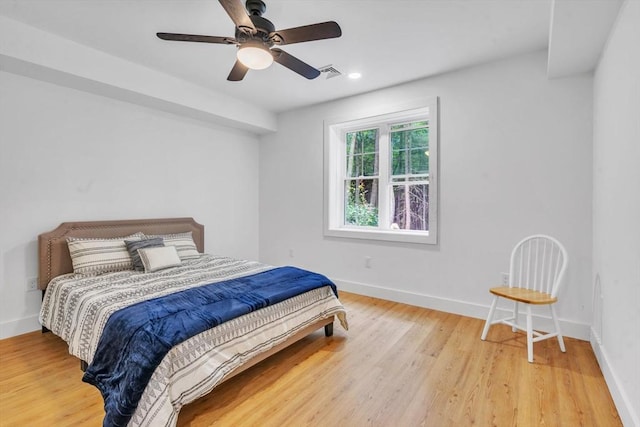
365;256;372;269
27;277;38;292
500;273;509;286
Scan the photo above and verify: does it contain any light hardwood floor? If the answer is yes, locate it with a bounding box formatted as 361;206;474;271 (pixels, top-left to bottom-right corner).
0;292;621;426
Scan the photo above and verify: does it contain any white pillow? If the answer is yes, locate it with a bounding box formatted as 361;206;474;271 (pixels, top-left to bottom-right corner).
67;233;144;275
144;231;200;260
138;246;182;273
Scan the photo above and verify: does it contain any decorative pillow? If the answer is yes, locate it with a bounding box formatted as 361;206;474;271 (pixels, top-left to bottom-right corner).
143;231;200;260
125;238;164;271
67;233;144;275
138;246;182;273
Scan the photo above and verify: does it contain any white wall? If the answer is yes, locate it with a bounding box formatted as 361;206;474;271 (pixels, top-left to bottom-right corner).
0;71;260;338
259;50;594;339
0;15;277;134
592;1;640;425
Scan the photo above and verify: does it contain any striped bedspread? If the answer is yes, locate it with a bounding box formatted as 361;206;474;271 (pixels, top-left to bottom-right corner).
40;255;347;427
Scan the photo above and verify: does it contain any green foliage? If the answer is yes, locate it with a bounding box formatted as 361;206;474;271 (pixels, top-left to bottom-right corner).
391;127;429;176
345;182;378;226
346;129;379;177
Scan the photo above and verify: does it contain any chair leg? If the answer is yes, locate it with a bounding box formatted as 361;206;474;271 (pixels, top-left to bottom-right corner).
481;295;499;340
550;305;566;352
512;301;519;332
526;305;534;363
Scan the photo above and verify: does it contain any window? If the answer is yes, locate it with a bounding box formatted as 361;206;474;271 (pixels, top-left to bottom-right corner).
324;98;438;244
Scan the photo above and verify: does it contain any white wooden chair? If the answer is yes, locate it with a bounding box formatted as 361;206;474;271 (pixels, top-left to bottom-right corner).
481;235;568;363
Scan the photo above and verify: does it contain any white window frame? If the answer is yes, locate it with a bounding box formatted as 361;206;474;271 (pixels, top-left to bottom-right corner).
323;97;439;245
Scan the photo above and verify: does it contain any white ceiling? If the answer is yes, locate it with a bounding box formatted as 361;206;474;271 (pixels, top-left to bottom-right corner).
0;0;557;113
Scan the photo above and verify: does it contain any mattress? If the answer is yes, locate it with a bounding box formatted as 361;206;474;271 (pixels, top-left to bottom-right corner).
39;254;347;426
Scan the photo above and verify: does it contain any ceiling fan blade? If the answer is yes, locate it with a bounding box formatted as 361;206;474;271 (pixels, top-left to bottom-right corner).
271;48;320;80
157;33;237;44
227;60;249;81
218;0;256;34
270;21;342;46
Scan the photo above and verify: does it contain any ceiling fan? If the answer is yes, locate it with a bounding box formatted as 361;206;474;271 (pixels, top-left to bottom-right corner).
157;0;342;81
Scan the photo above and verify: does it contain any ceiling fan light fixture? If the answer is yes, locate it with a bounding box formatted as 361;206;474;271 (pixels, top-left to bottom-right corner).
237;43;273;70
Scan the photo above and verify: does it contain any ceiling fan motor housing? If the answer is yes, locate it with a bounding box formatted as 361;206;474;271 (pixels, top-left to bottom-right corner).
245;0;266;16
236;14;275;47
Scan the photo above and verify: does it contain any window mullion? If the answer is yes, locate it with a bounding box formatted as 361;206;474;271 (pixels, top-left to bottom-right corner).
338;129;349;228
378;126;390;230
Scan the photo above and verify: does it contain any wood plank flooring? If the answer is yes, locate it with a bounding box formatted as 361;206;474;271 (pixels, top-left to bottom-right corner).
0;292;621;426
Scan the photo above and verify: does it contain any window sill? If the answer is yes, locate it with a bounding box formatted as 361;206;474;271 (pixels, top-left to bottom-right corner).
324;227;437;245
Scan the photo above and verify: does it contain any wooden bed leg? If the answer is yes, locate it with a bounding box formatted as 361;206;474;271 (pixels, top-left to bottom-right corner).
80;360;88;372
324;322;334;337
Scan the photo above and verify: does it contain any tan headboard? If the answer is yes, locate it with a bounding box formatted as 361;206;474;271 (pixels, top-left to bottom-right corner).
37;218;204;289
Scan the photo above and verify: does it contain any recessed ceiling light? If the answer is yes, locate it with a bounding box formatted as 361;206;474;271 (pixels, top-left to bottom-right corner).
348;72;362;79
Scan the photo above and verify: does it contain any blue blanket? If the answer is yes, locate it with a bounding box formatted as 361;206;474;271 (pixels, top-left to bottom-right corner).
82;266;337;427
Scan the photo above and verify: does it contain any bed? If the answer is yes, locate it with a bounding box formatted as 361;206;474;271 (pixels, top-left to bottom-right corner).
38;218;347;427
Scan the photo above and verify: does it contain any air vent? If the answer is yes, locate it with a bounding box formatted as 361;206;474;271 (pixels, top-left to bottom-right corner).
318;64;342;79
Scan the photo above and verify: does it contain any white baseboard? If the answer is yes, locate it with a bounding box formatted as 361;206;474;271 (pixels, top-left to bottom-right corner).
590;328;639;427
0;315;40;340
335;278;590;340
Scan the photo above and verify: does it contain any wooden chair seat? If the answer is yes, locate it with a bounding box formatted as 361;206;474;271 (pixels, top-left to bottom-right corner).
489;286;558;305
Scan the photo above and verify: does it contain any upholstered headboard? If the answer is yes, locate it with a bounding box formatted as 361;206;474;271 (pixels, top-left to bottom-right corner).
37;218;204;289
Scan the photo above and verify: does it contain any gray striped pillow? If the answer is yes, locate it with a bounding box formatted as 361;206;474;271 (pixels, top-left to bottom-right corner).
143;231;200;260
67;233;144;275
125;238;164;271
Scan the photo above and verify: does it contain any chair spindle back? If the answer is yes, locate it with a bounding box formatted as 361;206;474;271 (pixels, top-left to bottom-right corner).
509;235;568;297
